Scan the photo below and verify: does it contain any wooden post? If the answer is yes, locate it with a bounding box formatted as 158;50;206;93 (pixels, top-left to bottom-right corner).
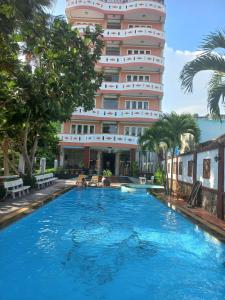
217;144;224;220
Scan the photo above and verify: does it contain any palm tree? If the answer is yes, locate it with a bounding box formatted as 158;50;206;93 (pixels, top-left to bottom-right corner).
139;123;171;193
160;113;200;194
180;30;225;118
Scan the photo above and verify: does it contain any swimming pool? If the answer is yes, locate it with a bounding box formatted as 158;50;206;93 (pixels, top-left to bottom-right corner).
0;188;225;300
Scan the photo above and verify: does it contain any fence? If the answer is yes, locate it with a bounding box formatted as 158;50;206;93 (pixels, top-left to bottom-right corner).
166;136;225;220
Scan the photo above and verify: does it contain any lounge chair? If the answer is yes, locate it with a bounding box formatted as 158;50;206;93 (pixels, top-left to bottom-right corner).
88;175;100;187
75;174;86;186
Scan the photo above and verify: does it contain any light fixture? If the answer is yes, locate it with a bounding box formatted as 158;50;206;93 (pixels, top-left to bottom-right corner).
214;155;221;162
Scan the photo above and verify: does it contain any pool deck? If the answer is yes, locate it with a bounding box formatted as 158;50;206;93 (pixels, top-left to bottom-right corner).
0;179;77;228
154;192;225;241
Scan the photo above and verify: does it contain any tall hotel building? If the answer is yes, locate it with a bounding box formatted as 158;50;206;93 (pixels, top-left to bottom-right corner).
59;0;165;175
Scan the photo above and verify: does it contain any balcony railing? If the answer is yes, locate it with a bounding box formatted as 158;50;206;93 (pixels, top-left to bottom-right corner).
73;25;165;41
59;134;138;145
99;54;164;66
100;81;163;93
73;108;162;119
66;0;165;13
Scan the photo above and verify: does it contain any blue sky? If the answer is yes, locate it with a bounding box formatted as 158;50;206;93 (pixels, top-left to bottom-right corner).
50;0;225;114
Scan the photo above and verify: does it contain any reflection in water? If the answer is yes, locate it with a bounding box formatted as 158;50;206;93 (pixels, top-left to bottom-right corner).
62;227;158;293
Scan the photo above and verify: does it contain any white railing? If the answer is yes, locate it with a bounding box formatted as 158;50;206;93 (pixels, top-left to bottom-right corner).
72;25;165;40
58;134;139;145
66;0;165;13
73;108;162;119
99;54;164;66
100;81;163;93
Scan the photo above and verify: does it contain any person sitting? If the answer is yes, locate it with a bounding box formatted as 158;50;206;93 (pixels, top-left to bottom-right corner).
81;177;87;187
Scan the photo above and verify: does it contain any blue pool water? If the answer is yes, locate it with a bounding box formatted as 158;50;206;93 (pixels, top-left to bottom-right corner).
0;188;225;300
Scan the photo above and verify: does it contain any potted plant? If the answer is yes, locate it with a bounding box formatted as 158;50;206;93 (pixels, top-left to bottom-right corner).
102;169;112;186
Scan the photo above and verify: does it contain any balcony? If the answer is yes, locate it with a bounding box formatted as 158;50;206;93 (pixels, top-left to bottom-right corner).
72;107;162;120
66;0;165;15
73;25;165;42
99;54;164;68
58;133;138;145
99;81;163;95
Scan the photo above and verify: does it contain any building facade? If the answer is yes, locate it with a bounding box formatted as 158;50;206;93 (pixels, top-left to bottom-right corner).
59;0;166;175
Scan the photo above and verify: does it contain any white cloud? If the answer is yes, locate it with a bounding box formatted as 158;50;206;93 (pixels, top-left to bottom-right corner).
163;45;213;115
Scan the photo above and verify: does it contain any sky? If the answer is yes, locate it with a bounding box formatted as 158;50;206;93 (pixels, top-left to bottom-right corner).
50;0;225;115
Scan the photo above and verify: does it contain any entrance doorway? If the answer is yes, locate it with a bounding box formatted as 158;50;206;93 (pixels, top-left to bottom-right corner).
102;153;115;174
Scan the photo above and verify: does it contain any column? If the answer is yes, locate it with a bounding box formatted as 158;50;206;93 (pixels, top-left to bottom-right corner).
115;152;120;176
130;149;136;162
97;151;102;175
59;147;64;167
83;147;90;168
217;144;224;220
18;154;25;174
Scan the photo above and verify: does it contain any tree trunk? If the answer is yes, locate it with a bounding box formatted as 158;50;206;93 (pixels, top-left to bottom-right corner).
170;148;175;195
2;139;10;176
164;150;169;195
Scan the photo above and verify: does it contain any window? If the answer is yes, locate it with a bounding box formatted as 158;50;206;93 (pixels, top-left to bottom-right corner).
83;125;88;134
71;124;95;135
188;160;193;177
144;101;148;109
127;75;132;82
131;127;136;136
103;98;118;109
102;123;117;134
90;125;94;134
125;127;129;135
138;101;142;109
71;125;76;134
77;125;82;134
203;159;211;179
132;101;136;109
179;161;183;175
127;49;151;55
126;101;130;109
126;74;150;82
137;127;142;136
125;100;149;110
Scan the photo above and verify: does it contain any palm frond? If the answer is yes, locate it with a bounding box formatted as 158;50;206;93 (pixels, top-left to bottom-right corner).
200;30;225;53
207;73;225;118
180;53;225;93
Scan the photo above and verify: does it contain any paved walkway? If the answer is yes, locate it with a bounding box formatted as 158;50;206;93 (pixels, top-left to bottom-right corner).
0;179;75;218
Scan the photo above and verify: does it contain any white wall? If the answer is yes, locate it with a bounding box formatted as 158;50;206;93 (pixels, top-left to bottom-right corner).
178;154;194;184
196;149;218;190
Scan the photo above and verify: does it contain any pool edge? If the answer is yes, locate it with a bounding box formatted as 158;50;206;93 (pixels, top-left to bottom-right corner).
0;185;74;230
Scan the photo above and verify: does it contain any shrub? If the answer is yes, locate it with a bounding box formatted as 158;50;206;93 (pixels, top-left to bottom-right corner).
103;169;112;177
21;174;36;189
130;161;139;177
154;168;166;185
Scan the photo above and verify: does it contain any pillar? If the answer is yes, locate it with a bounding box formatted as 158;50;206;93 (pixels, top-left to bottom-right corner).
130;149;136;162
18;154;25;174
40;158;46;174
115;152;120;176
83;147;90;168
59;147;64;167
217;144;224;220
97;151;102;175
193;151;197;184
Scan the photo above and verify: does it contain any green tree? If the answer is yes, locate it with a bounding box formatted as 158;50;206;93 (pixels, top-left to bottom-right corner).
139;113;200;194
0;16;104;176
160;113;200;194
180;30;225;118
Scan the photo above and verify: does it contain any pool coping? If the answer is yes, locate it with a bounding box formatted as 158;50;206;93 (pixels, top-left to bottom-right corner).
152;191;225;242
0;185;74;230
